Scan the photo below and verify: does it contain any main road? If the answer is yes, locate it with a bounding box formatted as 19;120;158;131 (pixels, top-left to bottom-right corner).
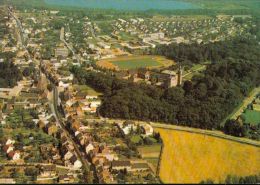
50;85;92;182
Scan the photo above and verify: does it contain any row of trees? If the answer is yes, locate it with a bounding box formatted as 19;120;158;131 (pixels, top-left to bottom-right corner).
224;118;260;140
71;37;260;130
200;174;260;184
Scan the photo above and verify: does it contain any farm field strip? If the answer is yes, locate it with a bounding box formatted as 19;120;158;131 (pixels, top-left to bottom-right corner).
155;127;260;183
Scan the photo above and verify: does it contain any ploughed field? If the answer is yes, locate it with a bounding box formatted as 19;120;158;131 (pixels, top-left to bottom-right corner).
155;128;260;183
96;55;174;70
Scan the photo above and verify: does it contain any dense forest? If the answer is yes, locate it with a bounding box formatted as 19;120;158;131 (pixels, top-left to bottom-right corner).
0;61;22;88
71;37;260;131
152;36;260;66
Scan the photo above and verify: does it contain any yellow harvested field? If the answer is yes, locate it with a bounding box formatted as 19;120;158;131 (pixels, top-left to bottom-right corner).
156;128;260;183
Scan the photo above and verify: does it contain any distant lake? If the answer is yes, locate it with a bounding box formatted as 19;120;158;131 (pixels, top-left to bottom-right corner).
44;0;199;11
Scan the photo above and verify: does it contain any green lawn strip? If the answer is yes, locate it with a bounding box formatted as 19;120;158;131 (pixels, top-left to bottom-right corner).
73;84;102;96
242;109;260;125
130;135;142;144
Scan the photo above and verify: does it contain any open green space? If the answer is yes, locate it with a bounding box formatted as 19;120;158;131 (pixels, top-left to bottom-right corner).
242;109;260;125
130;135;142;144
73;84;102;96
111;58;160;70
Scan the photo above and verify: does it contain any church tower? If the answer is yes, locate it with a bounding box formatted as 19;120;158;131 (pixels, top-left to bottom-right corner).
177;65;183;86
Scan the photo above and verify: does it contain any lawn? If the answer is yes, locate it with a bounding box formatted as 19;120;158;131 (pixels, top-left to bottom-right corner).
242;109;260;125
73;84;102;96
130;135;142;144
155;128;260;183
111;58;160;70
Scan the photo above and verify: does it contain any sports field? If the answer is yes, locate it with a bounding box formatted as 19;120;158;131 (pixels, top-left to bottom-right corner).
242;109;260;125
111;58;160;69
96;55;174;70
155;128;260;183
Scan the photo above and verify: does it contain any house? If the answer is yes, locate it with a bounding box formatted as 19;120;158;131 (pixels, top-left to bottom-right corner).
38;120;45;129
57;129;67;139
111;160;131;171
130;162;150;172
69;155;82;169
85;143;94;155
45;123;58;136
58;81;71;89
89;101;101;108
85;95;98;100
69;120;81;131
3;145;14;154
140;123;154;136
117;122;137;136
64;151;74;161
4;138;15;145
58;174;75;183
138;69;150;81
7;151;20;161
39;165;57;177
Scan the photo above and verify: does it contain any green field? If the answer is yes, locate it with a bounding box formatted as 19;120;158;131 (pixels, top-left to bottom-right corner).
242;109;260;125
73;84;102;96
111;58;160;69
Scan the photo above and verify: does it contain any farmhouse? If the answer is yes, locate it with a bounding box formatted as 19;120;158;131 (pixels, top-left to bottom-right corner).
140;123;154;136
